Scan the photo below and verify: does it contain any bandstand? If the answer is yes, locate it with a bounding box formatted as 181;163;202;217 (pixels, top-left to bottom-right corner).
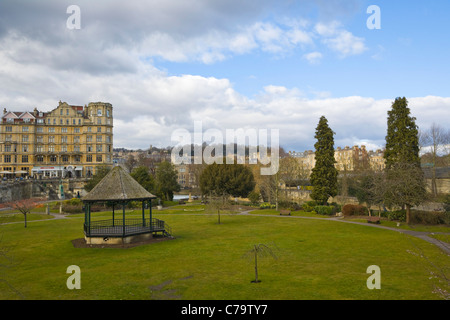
82;166;171;245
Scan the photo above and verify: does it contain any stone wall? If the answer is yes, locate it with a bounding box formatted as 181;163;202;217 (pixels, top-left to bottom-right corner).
0;178;89;203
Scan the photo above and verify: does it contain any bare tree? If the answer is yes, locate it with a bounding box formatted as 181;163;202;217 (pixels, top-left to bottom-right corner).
384;163;427;224
420;123;450;197
6;198;43;228
124;154;138;173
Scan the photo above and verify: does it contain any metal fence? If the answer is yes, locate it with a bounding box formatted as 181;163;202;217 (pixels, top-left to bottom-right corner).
84;218;166;237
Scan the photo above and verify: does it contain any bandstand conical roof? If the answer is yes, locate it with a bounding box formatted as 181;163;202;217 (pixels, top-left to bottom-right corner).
82;165;157;202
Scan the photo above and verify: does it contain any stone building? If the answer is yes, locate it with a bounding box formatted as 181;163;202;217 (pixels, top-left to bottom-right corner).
0;101;113;179
289;145;385;175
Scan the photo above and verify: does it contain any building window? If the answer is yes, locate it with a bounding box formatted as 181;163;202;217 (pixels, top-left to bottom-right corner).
36;155;44;163
86;135;92;142
49;127;55;133
22;135;28;142
5;126;12;132
75;127;80;133
74;155;81;162
74;136;80;143
61;145;67;152
22;145;28;152
53;119;56;125
87;145;92;152
78;119;81;125
97;109;102;116
36;145;44;153
97;119;102;125
5;135;12;142
61;136;68;143
22;155;28;163
97;127;101;132
5;145;11;152
74;145;80;152
66;119;69;125
62;127;67;133
96;135;102;142
22;126;29;132
49;145;55;152
96;145;102;152
96;155;102;162
62;155;69;162
36;127;44;133
86;155;92;162
49;136;55;143
60;119;63;125
50;155;57;163
87;127;91;132
107;109;110;117
4;155;11;163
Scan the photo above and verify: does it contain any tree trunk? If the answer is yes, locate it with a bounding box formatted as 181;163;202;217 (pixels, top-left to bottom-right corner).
254;247;259;283
24;213;27;228
431;165;438;197
406;204;411;225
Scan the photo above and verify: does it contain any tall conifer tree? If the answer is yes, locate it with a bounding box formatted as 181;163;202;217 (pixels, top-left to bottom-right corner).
383;97;425;224
384;97;420;168
310;116;338;204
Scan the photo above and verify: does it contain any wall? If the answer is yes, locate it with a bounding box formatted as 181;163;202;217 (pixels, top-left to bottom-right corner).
0;178;89;203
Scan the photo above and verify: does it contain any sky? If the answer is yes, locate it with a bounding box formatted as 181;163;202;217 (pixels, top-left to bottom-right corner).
0;0;449;152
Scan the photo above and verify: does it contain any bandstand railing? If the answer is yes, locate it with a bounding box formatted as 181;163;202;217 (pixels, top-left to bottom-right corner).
84;217;167;237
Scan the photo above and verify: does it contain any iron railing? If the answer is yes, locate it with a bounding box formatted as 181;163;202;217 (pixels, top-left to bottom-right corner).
84;218;168;237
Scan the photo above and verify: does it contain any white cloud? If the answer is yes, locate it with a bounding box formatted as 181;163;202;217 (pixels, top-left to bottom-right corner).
0;1;447;152
303;51;323;64
314;21;367;57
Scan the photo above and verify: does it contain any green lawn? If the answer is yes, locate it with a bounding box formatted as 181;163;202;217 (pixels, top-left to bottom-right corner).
0;207;449;300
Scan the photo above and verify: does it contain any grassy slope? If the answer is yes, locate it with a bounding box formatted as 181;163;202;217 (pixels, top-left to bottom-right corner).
0;211;448;300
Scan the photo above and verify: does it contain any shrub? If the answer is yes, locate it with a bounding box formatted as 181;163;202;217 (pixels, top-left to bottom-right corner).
61;204;83;214
387;210;406;222
330;202;341;213
248;191;261;205
63;198;83;206
444;195;450;213
314;205;334;216
301;200;318;212
342;204;367;216
410;210;449;225
278;200;301;211
259;203;276;209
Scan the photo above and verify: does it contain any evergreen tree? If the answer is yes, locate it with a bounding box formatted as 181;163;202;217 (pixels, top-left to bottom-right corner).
84;165;111;192
310;116;338;204
199;162;255;199
131;166;155;193
384;97;421;168
155;161;180;201
383;97;425;224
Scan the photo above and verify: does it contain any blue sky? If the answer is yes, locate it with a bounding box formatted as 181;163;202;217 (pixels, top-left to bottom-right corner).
0;0;449;151
158;0;450;100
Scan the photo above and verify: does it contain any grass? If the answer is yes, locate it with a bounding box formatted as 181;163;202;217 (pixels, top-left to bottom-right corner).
0;206;449;300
